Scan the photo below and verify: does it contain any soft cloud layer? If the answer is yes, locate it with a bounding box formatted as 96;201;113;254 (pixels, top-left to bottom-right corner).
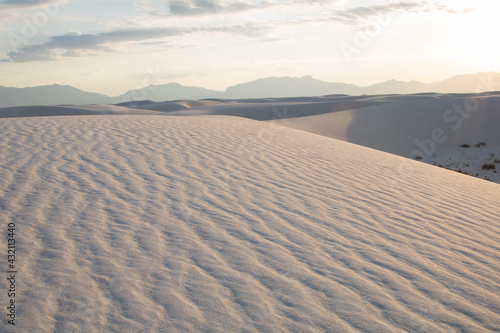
329;1;456;27
4;24;273;62
138;0;456;20
137;0;337;17
1;0;475;63
0;0;67;8
144;0;276;16
0;0;41;6
5;31;106;62
168;0;253;16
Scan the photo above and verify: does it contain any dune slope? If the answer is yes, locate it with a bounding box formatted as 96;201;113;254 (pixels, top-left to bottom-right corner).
273;94;500;183
0;115;499;332
0;105;164;118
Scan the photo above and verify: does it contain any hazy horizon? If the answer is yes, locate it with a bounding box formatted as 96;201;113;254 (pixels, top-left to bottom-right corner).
1;0;499;96
1;71;500;98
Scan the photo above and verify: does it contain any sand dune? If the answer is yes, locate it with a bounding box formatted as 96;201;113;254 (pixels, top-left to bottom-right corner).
1;115;499;332
112;92;500;182
273;94;500;182
276;94;500;156
0;105;164;118
1;93;499;183
135;96;392;120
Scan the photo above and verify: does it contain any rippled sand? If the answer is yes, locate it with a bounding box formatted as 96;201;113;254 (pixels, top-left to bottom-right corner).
0;115;499;332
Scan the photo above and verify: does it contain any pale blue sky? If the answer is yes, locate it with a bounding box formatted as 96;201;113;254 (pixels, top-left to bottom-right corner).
0;0;498;95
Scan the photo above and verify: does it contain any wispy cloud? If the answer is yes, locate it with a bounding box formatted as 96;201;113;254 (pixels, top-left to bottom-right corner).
137;0;340;17
0;0;41;7
136;0;272;17
0;0;66;8
330;1;465;27
3;24;273;62
1;0;470;62
137;0;461;20
134;1;162;15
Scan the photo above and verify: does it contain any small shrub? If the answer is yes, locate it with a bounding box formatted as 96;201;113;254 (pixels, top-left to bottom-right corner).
482;163;496;170
460;144;471;148
415;155;423;160
494;159;500;164
474;142;487;147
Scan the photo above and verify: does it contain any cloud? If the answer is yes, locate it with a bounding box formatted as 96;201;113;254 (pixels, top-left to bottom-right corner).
134;1;161;15
166;0;264;16
330;1;459;27
0;0;68;9
0;54;11;62
0;0;41;6
6;30;108;62
3;0;469;62
168;0;220;16
52;31;106;49
5;44;58;62
139;0;460;25
137;0;305;17
4;24;273;62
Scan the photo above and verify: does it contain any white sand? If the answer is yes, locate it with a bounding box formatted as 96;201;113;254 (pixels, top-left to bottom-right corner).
269;94;500;183
1;114;499;332
0;105;165;118
113;92;500;183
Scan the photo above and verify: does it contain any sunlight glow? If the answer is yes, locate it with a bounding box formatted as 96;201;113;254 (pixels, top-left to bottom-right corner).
447;2;500;70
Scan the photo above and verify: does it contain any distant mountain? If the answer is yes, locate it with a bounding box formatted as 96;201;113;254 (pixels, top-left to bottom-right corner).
224;75;362;98
114;83;224;106
432;72;500;93
362;72;500;95
222;72;500;98
1;72;499;108
362;79;431;95
0;84;112;108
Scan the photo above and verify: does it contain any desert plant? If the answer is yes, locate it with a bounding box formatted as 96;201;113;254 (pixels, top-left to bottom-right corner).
415;155;423;160
474;142;486;147
460;144;471;148
482;163;496;170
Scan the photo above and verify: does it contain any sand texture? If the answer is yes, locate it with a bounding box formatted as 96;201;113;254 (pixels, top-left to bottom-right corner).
1;115;499;332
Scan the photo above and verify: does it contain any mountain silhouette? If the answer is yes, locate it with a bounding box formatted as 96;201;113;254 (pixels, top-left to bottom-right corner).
0;84;112;108
1;72;498;108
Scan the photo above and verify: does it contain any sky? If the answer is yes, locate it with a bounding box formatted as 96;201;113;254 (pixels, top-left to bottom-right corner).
0;0;499;96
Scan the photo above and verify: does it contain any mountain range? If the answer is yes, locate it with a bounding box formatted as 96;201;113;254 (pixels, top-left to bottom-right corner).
1;72;499;108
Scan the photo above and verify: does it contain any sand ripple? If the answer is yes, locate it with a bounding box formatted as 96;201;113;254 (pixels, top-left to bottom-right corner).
0;115;499;332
